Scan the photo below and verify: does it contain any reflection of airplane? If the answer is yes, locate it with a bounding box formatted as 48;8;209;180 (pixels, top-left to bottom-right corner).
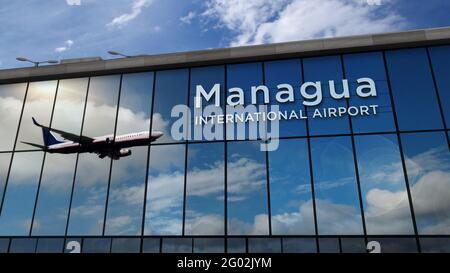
21;117;163;160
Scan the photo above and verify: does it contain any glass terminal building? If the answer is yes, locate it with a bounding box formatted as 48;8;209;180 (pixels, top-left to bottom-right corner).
0;27;449;253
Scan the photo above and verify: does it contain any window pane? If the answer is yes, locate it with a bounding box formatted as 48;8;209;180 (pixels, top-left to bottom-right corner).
226;63;265;140
0;153;12;207
144;144;185;235
340;238;366;253
152;69;189;144
355;134;414;234
227;238;246;253
282;238;317;253
82;238;111;253
9;238;37;253
105;72;153;236
111;238;141;253
36;238;64;253
310;137;363;235
248;238;281;253
227;62;263;105
269;138;314;235
367;237;417;253
0;152;43;235
193;238;224;253
67;153;110;235
105;147;147;235
264;59;306;137
386;48;443;131
420;238;450;253
32;78;89;236
400;132;450;234
142;238;160;253
0;83;27;151
303;56;349;136
318;238;340;253
67;75;120;235
32;154;77;235
343;52;395;133
227;141;269;235
190;66;225;142
0;238;9;253
16;81;58;151
429;46;450;128
185;142;224;235
162;238;192;253
115;72;153;135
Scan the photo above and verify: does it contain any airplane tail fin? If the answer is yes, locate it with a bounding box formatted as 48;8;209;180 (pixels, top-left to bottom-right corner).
32;117;63;146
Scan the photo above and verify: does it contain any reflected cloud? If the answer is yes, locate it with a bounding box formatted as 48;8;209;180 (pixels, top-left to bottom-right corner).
185;213;224;235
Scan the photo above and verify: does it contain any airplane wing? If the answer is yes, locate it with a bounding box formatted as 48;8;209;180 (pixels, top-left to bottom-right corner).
32;117;94;144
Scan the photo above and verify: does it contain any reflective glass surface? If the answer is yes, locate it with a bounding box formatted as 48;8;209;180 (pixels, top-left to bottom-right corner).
428;46;450;128
303;56;350;135
152;69;189;144
15;81;57;151
0;152;43;235
0;46;448;253
67;75;120;235
144;144;185;235
343;52;396;133
32;77;89;235
355;134;414;234
386;48;443;131
227;141;269;235
264;59;306;137
310;137;363;235
185;142;225;235
401;132;450;234
0;83;27;151
269;138;314;235
105;72;153;235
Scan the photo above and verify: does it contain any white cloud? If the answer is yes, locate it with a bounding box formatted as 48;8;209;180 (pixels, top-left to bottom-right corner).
107;0;153;28
203;0;405;46
55;39;74;53
180;11;196;25
66;0;81;5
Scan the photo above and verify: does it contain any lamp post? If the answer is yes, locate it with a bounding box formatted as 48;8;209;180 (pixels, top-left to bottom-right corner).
16;57;58;67
107;51;147;58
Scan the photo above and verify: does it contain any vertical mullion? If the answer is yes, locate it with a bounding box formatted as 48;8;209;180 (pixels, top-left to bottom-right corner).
182;68;191;236
301;58;319;252
29;80;60;236
141;71;157;246
224;65;228;250
102;74;123;236
65;77;91;237
262;62;272;236
340;55;368;241
0;82;29;214
425;47;450;150
382;50;421;253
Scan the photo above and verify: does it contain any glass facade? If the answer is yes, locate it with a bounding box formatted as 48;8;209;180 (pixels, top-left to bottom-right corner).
0;45;449;253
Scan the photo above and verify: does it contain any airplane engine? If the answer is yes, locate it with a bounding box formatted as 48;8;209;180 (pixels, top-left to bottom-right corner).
119;148;132;157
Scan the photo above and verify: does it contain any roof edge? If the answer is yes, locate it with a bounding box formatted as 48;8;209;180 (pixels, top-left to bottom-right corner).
1;26;450;83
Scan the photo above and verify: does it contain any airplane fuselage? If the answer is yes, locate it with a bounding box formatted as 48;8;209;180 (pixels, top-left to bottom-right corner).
46;131;162;157
22;117;164;160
